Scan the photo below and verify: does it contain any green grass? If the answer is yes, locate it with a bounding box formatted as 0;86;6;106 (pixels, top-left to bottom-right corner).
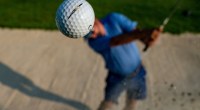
0;0;199;33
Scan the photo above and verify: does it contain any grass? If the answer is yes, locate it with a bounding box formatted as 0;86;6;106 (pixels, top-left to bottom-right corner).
0;0;199;33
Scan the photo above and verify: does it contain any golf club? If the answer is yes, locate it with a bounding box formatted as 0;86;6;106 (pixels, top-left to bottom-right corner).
143;0;181;52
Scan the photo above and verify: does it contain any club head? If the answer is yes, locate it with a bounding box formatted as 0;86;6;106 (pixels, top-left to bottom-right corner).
182;10;192;17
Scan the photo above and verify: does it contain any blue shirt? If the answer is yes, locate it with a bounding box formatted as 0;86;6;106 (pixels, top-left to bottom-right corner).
88;13;141;76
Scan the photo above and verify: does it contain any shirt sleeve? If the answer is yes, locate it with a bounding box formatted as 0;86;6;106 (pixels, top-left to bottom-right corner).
87;37;111;53
109;13;138;33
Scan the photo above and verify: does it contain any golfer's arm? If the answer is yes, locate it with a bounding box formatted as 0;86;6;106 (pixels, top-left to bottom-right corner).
110;29;143;47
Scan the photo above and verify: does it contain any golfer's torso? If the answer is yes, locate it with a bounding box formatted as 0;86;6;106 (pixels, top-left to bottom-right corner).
101;14;141;75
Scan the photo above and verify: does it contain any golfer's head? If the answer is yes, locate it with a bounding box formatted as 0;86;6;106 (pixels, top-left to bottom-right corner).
90;18;106;39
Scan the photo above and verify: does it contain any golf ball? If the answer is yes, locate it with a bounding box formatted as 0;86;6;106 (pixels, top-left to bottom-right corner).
56;0;95;38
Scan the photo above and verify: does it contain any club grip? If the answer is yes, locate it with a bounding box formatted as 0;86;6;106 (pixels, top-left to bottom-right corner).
143;44;149;52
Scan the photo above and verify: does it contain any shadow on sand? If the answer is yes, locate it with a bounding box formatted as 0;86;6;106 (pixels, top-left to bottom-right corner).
0;62;90;110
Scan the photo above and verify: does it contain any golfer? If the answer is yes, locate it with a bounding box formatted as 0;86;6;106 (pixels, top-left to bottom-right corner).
85;12;162;110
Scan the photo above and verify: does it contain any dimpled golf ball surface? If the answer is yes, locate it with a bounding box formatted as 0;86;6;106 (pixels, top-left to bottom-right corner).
56;0;95;38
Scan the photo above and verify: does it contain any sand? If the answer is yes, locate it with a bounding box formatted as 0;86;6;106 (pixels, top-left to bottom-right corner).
0;28;199;110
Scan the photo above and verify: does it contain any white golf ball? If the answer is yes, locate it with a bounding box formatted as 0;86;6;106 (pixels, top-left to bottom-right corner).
56;0;95;38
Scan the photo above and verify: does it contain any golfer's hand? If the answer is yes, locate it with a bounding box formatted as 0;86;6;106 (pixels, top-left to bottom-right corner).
140;28;162;47
148;28;162;46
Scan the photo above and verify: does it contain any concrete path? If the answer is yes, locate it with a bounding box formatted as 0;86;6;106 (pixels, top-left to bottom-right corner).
0;29;199;110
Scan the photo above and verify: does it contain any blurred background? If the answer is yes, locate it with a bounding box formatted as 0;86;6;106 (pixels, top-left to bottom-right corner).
0;0;199;33
0;0;200;110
